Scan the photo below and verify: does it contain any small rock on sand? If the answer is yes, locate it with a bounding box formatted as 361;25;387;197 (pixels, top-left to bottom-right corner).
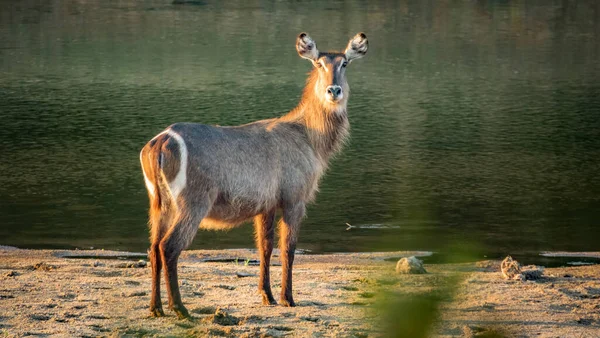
191;306;216;315
501;256;521;279
214;284;235;290
235;272;255;278
519;265;544;280
122;291;147;297
116;260;147;268
204;308;240;326
395;256;426;274
501;256;544;281
32;262;55;271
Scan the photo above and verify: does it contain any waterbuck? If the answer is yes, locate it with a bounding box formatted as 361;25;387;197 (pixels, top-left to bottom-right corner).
140;32;368;319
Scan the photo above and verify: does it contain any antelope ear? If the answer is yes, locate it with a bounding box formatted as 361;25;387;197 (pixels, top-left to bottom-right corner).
296;32;319;62
344;32;368;62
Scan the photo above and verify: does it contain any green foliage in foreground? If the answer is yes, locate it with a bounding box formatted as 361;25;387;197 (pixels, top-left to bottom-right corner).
376;274;460;338
372;243;508;337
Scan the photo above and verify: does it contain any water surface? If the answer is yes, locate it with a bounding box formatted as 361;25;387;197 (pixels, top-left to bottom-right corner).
1;0;599;256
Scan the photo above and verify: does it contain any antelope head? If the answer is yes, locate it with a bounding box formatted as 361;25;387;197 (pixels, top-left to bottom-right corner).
296;32;369;111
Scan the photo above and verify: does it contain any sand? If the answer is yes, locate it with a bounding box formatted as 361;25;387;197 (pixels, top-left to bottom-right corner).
0;246;599;337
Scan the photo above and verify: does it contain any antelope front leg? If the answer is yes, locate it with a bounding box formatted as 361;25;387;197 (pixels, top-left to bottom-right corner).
278;203;305;307
254;212;277;305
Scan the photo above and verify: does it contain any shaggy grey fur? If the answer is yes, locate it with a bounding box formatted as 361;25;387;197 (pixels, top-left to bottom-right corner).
140;32;368;318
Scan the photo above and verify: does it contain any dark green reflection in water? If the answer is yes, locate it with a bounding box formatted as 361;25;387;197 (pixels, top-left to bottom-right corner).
0;1;599;255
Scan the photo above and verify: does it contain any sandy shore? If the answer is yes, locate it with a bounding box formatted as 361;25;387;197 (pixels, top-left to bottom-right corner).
0;247;599;337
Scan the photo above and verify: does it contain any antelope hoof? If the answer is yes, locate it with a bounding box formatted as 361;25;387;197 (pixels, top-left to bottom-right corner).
261;293;277;306
150;306;165;318
171;304;190;319
280;296;296;307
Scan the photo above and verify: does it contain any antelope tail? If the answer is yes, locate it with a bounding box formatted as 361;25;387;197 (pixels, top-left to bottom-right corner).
140;136;166;226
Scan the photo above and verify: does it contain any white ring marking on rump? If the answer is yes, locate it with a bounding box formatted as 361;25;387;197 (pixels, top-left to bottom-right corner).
166;130;188;200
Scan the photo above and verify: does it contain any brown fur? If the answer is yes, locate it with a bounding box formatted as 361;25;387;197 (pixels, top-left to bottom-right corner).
276;68;351;162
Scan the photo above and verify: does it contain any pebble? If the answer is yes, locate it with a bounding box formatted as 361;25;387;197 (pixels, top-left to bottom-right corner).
395;256;427;274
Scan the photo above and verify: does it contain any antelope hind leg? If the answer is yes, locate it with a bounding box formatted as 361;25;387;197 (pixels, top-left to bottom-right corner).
148;198;172;317
159;204;208;319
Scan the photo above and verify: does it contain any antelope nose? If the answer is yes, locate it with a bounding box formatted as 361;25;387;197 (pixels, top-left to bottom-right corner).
326;85;342;99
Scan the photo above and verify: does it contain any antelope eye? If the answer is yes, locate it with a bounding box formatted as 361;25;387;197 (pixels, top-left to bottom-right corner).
342;61;348;68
